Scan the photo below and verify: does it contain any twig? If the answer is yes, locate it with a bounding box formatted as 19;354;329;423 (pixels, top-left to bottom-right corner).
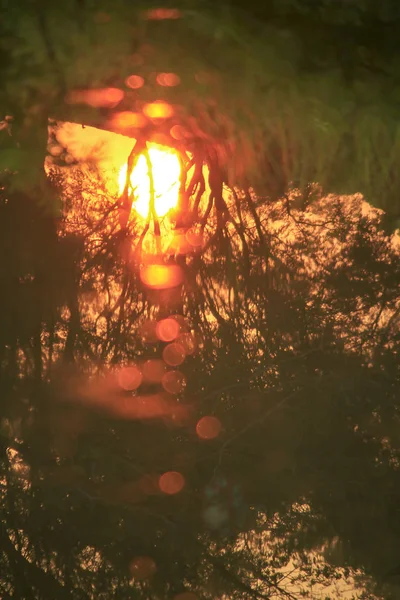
142;144;162;254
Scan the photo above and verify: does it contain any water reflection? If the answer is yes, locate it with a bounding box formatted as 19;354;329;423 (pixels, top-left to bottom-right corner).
0;164;399;599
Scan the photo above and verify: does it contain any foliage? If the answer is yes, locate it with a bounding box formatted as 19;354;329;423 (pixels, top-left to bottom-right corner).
1;0;400;596
2;0;400;220
1;156;400;597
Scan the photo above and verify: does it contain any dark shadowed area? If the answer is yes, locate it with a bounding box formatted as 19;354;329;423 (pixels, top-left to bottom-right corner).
1;1;400;599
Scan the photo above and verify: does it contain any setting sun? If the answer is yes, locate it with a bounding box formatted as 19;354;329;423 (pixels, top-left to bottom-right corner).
119;143;181;219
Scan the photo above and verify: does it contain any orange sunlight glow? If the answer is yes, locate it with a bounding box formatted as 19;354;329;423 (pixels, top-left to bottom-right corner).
196;416;222;440
140;264;184;289
158;471;185;495
129;557;157;581
118;143;181;219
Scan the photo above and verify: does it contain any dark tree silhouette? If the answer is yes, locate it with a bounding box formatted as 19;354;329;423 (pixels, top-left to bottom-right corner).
0;154;399;598
1;1;400;598
3;0;400;221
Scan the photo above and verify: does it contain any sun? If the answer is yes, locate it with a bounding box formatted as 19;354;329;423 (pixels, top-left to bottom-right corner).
119;143;181;219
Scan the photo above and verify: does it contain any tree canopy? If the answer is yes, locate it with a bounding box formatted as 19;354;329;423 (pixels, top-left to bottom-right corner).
2;0;400;222
1;153;400;597
1;1;400;598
